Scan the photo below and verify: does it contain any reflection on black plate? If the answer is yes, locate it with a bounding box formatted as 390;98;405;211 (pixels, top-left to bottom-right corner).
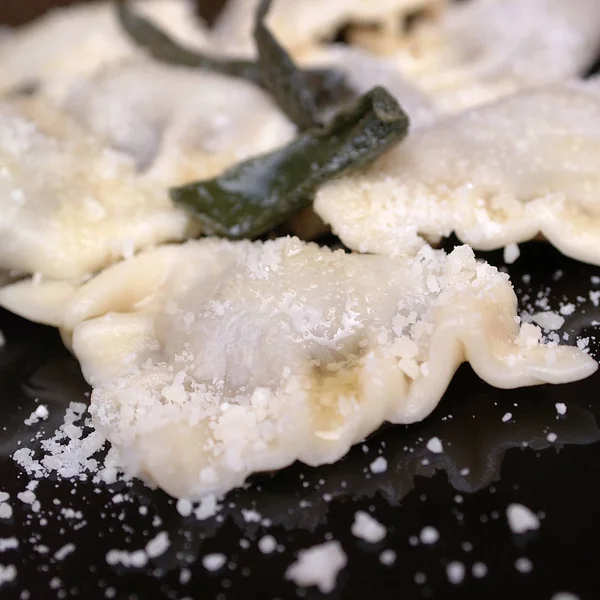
1;241;600;600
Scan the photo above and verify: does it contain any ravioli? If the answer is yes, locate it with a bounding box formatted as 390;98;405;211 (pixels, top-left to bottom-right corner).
212;0;446;57
350;0;600;111
28;237;595;499
0;96;196;283
299;45;437;129
315;80;600;264
64;61;296;185
0;0;210;102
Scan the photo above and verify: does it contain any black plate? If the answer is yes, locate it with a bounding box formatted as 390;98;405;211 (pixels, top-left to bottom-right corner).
1;241;600;600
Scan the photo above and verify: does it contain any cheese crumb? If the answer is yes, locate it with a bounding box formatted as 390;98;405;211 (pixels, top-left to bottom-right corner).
426;437;443;453
472;562;487;578
202;553;227;572
285;541;347;594
446;561;465;584
503;243;520;264
546;432;558;443
0;538;18;552
507;504;540;534
369;457;387;474
502;412;512;423
555;403;567;416
145;532;169;559
379;550;396;566
419;526;439;545
0;564;17;586
258;535;277;554
54;544;75;561
515;557;533;573
351;511;386;543
176;499;193;517
531;312;565;331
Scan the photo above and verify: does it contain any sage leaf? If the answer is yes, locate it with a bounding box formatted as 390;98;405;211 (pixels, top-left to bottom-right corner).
170;86;409;239
115;1;353;123
253;0;320;129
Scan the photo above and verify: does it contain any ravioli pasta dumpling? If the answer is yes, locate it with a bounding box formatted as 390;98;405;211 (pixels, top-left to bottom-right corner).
351;0;600;111
315;80;600;264
64;61;296;185
35;238;596;499
212;0;445;56
0;0;210;102
0;97;196;282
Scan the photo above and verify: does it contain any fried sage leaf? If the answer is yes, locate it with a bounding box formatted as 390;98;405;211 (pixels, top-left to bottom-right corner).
170;86;409;239
253;0;320;129
116;1;261;82
115;1;352;126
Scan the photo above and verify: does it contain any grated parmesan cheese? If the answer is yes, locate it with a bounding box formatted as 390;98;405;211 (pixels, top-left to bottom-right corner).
351;511;387;544
507;503;540;534
285;541;347;594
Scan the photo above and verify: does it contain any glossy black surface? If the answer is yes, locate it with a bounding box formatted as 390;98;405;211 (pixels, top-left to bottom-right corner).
1;242;600;600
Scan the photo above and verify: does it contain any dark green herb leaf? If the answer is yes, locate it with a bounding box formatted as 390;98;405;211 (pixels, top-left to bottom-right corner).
253;0;319;129
116;1;262;82
171;86;409;239
115;1;353;123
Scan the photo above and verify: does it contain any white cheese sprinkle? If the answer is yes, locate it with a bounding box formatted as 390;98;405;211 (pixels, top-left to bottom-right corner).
507;503;540;534
426;437;443;454
351;511;386;543
202;553;227;572
285;541;347;594
555;403;567;416
369;457;388;474
419;526;439;545
446;561;465;584
503;243;520;265
258;535;277;554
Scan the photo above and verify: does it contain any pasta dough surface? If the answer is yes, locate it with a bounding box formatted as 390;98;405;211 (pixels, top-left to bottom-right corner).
37;238;596;499
0;0;210;102
351;0;600;111
0;97;195;282
212;0;445;56
315;81;600;264
64;61;296;185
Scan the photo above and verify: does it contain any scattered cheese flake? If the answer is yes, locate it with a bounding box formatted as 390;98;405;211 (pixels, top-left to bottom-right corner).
54;544;75;561
531;312;564;331
472;562;487;578
502;412;512;423
258;535;277;554
515;557;533;573
507;504;540;534
176;499;193;517
145;532;170;559
503;244;520;265
419;526;439;545
379;550;396;566
426;437;443;454
351;511;386;544
446;561;465;585
194;495;218;520
202;553;227;572
0;504;12;520
369;457;388;474
555;403;567;416
285;541;347;594
546;432;558;443
0;539;18;552
0;564;17;586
